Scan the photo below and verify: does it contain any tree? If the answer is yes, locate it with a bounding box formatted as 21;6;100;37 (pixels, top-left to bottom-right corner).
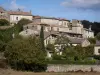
55;35;70;51
96;32;100;40
62;46;76;61
4;37;46;71
88;38;96;44
0;19;10;26
40;25;45;51
46;44;55;52
16;18;32;32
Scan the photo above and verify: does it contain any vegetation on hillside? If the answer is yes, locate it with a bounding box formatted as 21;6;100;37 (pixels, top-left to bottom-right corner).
0;19;10;26
82;20;100;35
4;37;47;71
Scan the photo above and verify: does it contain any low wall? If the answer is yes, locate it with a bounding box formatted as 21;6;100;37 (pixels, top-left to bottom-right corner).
46;64;100;72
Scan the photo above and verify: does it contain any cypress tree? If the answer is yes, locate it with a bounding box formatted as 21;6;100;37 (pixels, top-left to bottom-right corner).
40;25;45;50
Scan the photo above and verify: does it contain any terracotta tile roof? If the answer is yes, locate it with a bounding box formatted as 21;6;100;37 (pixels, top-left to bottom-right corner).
8;11;32;16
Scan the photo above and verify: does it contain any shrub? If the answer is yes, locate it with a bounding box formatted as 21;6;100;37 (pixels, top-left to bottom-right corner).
4;37;47;72
93;55;100;60
52;53;62;60
0;19;10;26
16;18;32;32
46;44;55;52
88;38;96;44
47;60;96;65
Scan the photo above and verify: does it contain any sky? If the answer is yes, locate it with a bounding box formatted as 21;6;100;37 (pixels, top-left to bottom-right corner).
0;0;100;22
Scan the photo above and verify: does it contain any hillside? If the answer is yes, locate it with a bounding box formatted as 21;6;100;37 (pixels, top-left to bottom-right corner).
81;20;100;36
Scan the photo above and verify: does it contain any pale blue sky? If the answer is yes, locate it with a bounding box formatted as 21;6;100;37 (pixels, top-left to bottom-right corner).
0;0;100;22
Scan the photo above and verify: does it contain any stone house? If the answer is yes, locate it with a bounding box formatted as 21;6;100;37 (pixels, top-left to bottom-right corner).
94;41;100;55
69;37;90;47
8;10;33;24
0;7;9;20
33;16;94;38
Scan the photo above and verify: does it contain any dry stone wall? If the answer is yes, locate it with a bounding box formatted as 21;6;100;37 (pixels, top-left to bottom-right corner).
46;64;100;72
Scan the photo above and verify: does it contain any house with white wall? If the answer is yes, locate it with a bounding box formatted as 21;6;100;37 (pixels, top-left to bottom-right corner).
8;10;33;24
94;41;100;55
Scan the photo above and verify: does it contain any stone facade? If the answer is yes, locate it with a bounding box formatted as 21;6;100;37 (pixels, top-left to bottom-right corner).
94;41;100;55
0;7;9;20
46;64;100;72
33;16;94;38
8;11;33;24
94;46;100;55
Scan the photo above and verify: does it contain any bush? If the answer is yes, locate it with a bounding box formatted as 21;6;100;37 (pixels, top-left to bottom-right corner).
47;60;96;65
93;55;100;60
4;37;47;72
16;18;32;32
88;38;96;44
46;44;55;52
0;19;10;26
52;53;62;60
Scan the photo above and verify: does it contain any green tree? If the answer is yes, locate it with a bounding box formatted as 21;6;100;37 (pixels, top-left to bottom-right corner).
16;18;32;32
88;38;96;44
0;19;10;26
62;46;76;61
40;25;45;51
55;35;70;51
96;32;100;40
4;37;46;71
46;44;55;52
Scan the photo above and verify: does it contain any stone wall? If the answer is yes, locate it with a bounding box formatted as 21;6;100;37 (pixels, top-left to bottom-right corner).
46;64;100;72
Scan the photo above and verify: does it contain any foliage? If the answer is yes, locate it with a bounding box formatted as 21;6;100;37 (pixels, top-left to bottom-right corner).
96;32;100;40
83;45;94;57
0;27;14;43
81;20;100;35
0;19;10;26
46;44;55;52
88;38;96;44
16;18;32;32
4;37;47;72
46;60;96;65
55;36;69;51
93;55;100;60
0;40;6;52
62;45;94;61
55;35;69;45
52;53;62;60
62;46;76;61
40;25;45;51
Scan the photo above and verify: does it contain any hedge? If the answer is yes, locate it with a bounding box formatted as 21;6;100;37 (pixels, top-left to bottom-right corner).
46;60;96;65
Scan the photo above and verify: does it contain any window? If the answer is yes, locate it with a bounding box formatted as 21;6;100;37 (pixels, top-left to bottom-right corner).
16;17;18;20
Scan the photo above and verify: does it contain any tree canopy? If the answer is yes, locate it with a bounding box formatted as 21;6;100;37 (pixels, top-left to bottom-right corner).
0;19;10;26
15;18;32;32
4;37;46;71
